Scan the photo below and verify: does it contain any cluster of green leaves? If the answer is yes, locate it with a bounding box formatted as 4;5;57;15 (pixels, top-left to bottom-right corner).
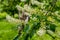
0;0;20;16
0;12;7;20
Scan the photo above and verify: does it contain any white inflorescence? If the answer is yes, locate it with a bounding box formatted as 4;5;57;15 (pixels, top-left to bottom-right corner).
37;28;46;36
21;0;26;2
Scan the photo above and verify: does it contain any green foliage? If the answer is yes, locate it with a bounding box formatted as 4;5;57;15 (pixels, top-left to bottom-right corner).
0;0;20;15
56;0;60;7
14;14;18;19
0;12;7;19
0;0;60;40
0;20;17;40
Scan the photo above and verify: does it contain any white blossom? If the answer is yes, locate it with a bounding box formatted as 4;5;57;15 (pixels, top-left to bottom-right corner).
21;0;26;2
37;28;46;36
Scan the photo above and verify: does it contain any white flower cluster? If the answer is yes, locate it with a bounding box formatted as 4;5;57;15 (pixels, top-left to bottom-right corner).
37;28;46;36
21;0;26;2
6;15;20;23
